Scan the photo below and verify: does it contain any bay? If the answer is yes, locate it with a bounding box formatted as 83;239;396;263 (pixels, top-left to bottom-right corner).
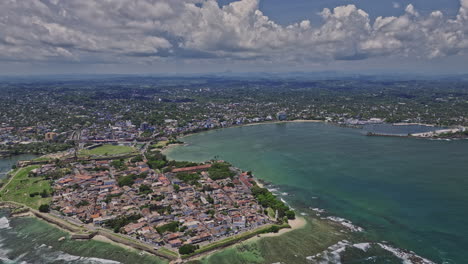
166;122;468;264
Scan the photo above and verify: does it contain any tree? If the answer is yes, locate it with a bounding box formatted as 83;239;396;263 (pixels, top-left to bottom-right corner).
179;244;198;255
147;160;166;169
77;200;90;207
118;175;135;187
131;155;144;163
177;172;200;185
173;184;180;193
111;159;127;170
40;189;50;198
206;195;214;204
39;204;50;213
285;210;296;220
156;221;180;234
139;184;152;194
208;163;235;180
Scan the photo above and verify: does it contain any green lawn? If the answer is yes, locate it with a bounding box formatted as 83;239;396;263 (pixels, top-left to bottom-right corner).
0;166;52;209
157;247;179;258
267;207;276;220
79;144;136;157
33;156;53;162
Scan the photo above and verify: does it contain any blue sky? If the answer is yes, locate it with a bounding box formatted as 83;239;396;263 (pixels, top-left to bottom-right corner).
254;0;461;24
0;0;467;75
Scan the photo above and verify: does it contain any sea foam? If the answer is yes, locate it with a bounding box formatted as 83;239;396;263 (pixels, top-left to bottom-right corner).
323;216;364;232
46;251;122;264
0;217;11;230
307;241;436;264
306;240;350;264
378;243;436;264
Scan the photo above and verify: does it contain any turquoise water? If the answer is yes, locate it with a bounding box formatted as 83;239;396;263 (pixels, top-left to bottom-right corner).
167;122;468;263
0;210;166;264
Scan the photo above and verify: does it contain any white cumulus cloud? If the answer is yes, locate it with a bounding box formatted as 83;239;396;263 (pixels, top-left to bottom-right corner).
0;0;467;65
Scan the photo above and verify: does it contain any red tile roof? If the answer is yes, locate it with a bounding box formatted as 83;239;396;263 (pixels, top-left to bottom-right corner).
171;164;212;173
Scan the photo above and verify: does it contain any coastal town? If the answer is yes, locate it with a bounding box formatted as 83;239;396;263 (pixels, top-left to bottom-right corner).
0;137;295;261
49;159;276;252
1;78;468;158
0;77;466;263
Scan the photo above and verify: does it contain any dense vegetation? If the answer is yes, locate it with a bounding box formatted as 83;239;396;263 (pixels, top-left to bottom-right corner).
208;163;235;180
179;244;199;255
104;214;142;233
251;185;295;220
1;142;73;156
176;172;201;186
38;204;50;213
155;221;180;234
146;151;167;169
117;173;146;187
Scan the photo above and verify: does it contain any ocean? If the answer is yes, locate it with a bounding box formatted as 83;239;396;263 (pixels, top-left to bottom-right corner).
0;210;167;264
166;122;468;264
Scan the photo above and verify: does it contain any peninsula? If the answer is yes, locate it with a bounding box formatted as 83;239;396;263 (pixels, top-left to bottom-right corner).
0;144;297;262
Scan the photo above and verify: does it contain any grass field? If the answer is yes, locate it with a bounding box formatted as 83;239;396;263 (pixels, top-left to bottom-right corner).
182;224;291;259
33;156;53;162
197;217;346;264
266;208;275;220
0;166;52;209
79;145;136;157
157;247;179;258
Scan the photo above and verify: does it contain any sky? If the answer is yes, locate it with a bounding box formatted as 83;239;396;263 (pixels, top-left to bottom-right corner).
0;0;467;75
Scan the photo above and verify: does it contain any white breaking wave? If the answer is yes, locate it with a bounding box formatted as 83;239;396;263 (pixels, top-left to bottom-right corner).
306;240;350;264
0;242;13;262
323;216;364;232
0;217;11;230
353;242;371;252
378;243;436;264
307;241;436;264
52;252;122;264
310;208;325;214
40;250;122;264
0;252;28;264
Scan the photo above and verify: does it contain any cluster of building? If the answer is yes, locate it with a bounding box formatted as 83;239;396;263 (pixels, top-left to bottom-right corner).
0;125;47;146
79;120;144;144
339;118;384;126
50;159;271;250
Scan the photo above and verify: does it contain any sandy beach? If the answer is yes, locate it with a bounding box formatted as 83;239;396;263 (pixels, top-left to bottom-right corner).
256;217;307;238
160;143;185;155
